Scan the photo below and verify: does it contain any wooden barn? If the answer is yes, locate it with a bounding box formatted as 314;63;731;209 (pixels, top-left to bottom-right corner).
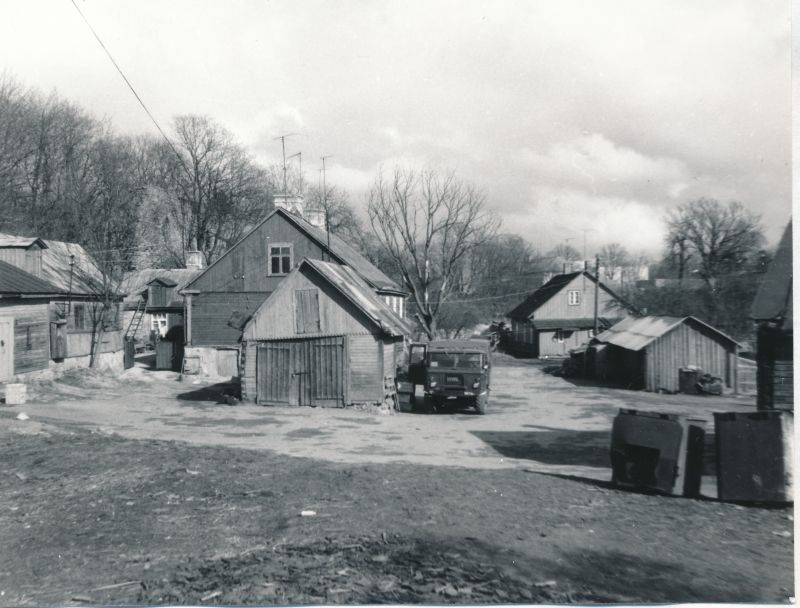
182;203;407;377
751;220;792;410
240;258;412;407
0;260;64;382
591;315;740;393
506;271;630;357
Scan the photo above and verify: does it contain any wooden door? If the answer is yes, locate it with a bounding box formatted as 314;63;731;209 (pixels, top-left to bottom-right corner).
0;317;14;382
257;342;292;405
309;336;345;407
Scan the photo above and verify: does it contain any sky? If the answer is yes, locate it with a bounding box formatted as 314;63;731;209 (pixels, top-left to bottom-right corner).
0;0;792;258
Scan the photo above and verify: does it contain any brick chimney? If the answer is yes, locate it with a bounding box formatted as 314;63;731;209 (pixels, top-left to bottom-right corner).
273;194;305;217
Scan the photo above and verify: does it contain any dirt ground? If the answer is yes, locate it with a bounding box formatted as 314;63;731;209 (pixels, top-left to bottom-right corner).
0;354;793;604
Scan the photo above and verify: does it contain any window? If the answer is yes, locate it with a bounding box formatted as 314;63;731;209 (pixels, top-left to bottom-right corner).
73;304;86;331
151;313;168;337
568;290;581;306
269;244;293;276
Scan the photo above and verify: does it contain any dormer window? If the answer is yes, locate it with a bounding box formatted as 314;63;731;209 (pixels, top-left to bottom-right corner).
269;244;293;276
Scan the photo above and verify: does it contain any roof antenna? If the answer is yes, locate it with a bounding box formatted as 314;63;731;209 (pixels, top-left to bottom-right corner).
287;152;302;194
274;133;296;195
321;155;333;253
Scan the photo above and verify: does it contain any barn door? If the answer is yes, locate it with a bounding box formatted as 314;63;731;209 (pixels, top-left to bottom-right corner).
309;336;345;407
257;342;292;405
0;317;14;382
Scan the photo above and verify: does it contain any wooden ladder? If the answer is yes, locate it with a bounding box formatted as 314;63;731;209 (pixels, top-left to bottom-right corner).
125;298;146;339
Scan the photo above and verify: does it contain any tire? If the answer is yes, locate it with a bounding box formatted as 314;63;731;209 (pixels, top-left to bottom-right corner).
474;394;488;415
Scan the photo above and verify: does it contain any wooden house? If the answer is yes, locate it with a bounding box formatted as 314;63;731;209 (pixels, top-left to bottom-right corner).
182;205;407;376
591;315;740;393
750;221;792;410
241;258;412;407
0;234;125;371
506;271;630;357
0;260;65;382
120;268;203;342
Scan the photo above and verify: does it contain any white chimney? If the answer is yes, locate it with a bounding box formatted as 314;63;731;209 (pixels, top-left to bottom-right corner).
304;207;326;229
185;250;205;271
273;194;305;217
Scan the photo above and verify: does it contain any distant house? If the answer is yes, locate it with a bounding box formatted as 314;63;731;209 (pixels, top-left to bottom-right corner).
591;315;741;393
240;258;412;407
182;199;407;376
0;234;125;371
750;220;792;410
120;264;204;343
0;260;65;382
506;271;630;357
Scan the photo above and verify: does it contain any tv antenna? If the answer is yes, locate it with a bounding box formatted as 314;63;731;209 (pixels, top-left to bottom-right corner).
288;152;302;192
321;155;333;249
274;133;296;194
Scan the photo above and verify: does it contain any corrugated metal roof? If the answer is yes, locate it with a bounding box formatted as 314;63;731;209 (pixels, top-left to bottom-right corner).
303;258;413;337
594;315;740;351
0;236;48;249
0;233;101;295
120;268;202;307
751;220;792;328
0;259;63;295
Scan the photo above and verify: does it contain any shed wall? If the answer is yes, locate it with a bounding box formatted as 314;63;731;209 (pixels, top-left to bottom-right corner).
0;300;50;374
349;334;381;403
644;322;735;393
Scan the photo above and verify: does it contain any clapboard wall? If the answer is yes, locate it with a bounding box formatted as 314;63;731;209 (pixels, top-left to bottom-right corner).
0;300;51;375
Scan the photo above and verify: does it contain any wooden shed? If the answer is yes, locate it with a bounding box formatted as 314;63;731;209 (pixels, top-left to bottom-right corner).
592;315;740;393
241;258;412;407
750;220;792;410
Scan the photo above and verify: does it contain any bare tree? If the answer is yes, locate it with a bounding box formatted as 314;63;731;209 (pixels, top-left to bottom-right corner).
598;242;630;269
305;184;363;243
367;166;499;339
666;198;764;290
146;115;273;266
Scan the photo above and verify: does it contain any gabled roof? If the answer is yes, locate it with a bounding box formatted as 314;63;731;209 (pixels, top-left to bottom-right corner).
594;315;740;351
301;258;413;337
120;268;202;307
185;207;405;295
0;233;103;295
751;220;792;329
0;236;48;249
0;259;64;296
506;271;630;320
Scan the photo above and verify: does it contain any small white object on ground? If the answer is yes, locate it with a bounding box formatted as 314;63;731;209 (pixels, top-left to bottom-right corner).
15;412;29;421
300;510;316;516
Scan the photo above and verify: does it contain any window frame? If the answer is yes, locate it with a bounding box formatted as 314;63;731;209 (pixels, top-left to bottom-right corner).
567;290;581;306
268;242;293;277
73;303;86;331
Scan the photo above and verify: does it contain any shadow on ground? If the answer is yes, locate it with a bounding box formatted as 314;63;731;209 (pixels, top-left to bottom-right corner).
177;382;240;405
471;428;611;467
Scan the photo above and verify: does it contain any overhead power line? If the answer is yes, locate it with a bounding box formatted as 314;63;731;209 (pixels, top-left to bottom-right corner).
68;0;192;180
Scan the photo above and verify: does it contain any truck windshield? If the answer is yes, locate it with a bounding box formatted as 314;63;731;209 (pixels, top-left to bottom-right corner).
429;352;483;368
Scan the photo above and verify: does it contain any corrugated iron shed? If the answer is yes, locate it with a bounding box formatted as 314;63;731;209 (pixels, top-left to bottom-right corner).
751;220;792;329
0;259;64;295
303;258;413;337
595;315;740;351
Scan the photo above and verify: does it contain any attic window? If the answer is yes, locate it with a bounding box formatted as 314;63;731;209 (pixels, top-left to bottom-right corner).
568;290;581;306
269;244;293;276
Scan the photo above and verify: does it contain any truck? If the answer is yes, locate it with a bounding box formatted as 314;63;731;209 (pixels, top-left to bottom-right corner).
407;339;492;414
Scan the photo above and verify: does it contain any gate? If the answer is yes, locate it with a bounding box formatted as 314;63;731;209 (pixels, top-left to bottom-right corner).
257;336;345;407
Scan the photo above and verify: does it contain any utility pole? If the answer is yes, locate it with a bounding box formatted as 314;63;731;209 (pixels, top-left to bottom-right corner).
593;255;600;336
67;254;75;316
321;155;333;252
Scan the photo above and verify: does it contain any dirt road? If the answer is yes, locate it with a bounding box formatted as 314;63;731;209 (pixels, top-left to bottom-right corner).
0;355;792;604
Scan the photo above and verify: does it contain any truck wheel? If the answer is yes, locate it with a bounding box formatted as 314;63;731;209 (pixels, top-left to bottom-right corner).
474;395;488;415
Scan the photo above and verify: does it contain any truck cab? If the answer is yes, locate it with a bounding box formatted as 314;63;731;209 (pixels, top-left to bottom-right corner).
408;339;492;414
